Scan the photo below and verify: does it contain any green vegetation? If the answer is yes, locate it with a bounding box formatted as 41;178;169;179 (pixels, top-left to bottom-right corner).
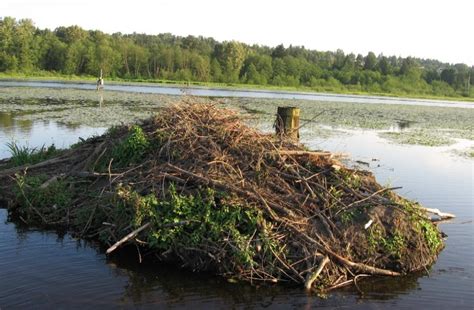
13;173;72;225
399;199;444;255
367;225;405;259
379;130;454;146
110;125;150;167
462;147;474;158
1;17;472;99
113;185;274;269
6;141;59;166
418;218;443;254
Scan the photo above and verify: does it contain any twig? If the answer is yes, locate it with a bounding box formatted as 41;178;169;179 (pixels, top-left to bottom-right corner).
305;255;330;290
106;222;151;254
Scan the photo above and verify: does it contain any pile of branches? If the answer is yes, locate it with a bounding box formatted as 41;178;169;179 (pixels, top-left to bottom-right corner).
0;101;445;291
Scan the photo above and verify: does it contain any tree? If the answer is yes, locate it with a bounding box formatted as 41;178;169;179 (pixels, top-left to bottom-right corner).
355;54;365;70
39;30;67;71
377;56;392;75
333;49;346;70
272;44;287;58
399;57;416;76
0;16;470;98
0;17;18;71
189;53;210;81
214;41;247;83
245;63;264;84
441;68;456;86
364;52;377;70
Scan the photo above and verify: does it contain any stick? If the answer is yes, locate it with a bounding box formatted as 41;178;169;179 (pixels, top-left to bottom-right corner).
421;207;456;219
279;151;332;157
106;222;151;254
165;164;296;217
106;220;192;255
305;255;330;290
288;225;401;276
0;156;70;176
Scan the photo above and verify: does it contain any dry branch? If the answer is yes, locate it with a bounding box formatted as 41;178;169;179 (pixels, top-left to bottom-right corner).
305;255;330;290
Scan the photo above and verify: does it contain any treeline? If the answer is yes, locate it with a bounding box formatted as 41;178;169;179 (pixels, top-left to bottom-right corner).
1;17;473;97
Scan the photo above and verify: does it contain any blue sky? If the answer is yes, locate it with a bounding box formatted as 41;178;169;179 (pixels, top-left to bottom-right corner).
2;0;473;65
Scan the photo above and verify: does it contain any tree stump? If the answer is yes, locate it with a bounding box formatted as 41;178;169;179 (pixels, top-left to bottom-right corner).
275;107;300;141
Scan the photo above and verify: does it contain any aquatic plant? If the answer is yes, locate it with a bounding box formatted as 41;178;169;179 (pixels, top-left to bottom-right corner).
379;130;454;146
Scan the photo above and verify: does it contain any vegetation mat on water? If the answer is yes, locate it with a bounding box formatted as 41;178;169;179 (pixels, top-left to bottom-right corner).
0;101;444;291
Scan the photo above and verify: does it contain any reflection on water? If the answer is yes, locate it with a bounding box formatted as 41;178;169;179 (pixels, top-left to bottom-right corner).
0;209;432;309
99;92;104;107
0;111;34;136
391;119;417;131
0;111;106;159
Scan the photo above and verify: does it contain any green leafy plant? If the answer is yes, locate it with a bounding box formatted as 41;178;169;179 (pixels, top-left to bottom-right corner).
6;142;58;167
419;219;443;254
114;184;280;269
110;125;150;167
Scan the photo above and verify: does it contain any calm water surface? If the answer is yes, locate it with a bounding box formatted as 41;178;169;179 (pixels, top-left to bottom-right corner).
1;80;473;109
0;89;473;308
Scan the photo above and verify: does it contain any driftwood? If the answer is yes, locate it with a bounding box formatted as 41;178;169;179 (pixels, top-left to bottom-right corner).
422;207;456;220
305;255;330;290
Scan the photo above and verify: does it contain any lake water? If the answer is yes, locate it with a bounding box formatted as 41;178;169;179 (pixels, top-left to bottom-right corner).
1;80;473;109
0;84;473;308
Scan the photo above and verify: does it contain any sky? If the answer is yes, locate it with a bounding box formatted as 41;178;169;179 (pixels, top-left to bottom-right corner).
1;0;473;65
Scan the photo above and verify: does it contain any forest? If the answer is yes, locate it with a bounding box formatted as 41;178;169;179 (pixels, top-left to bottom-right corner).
0;17;472;98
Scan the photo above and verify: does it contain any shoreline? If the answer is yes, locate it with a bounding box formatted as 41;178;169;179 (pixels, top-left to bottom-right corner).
1;75;473;104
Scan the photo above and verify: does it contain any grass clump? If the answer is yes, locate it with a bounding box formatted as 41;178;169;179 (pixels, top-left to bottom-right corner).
6;142;59;167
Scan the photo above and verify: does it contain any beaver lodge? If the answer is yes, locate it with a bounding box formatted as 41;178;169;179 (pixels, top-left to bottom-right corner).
0;101;447;291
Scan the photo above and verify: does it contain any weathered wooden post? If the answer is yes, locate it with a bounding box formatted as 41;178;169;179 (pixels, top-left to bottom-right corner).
275;107;300;140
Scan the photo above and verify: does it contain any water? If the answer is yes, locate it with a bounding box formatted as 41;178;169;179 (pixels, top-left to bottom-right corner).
0;87;473;308
1;80;473;109
0;111;106;159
